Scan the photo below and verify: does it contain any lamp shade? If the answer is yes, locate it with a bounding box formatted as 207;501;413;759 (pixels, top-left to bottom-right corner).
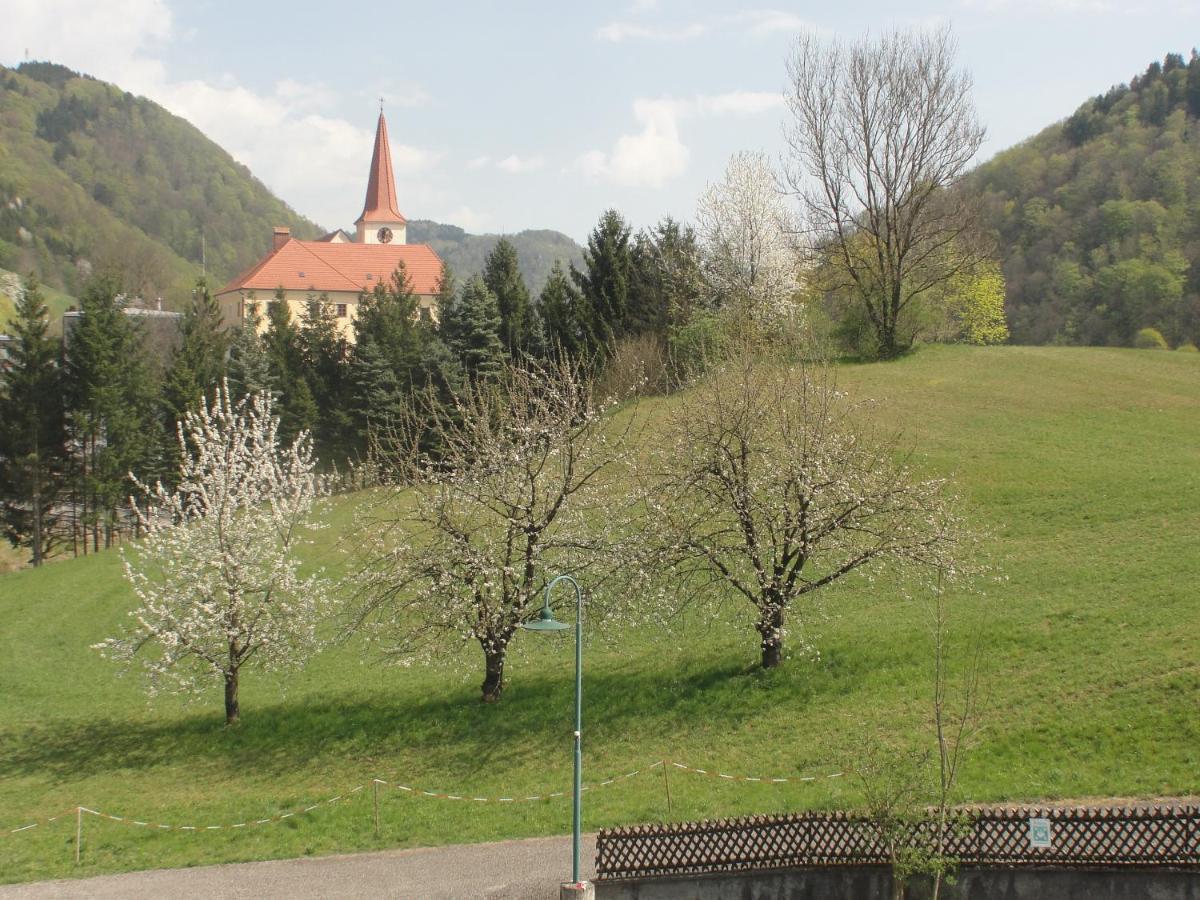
522;604;570;632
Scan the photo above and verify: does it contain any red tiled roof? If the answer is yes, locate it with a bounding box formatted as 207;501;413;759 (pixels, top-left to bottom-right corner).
355;112;406;226
216;239;443;297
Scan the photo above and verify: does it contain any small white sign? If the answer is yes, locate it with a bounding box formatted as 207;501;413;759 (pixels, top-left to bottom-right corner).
1029;817;1053;848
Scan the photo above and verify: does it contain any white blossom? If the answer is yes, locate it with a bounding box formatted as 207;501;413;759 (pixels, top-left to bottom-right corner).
93;384;334;724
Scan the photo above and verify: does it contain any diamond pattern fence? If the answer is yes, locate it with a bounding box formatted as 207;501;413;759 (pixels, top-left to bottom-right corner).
595;804;1200;880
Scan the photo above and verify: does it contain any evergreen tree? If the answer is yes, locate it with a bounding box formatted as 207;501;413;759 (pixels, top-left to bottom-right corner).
226;300;274;399
1187;52;1200;117
482;238;533;356
300;295;352;464
537;262;586;360
65;275;162;550
162;277;228;430
629;217;705;335
441;276;504;381
572;209;634;356
263;289;316;445
353;264;424;386
349;263;425;451
0;276;68;565
350;340;406;447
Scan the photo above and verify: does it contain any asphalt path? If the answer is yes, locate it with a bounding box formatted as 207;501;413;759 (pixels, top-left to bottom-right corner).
0;834;598;899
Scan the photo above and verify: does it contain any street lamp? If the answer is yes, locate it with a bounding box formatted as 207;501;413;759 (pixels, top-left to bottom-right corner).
521;574;588;896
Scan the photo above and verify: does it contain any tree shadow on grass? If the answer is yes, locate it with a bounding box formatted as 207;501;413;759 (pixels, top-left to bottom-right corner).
0;655;849;785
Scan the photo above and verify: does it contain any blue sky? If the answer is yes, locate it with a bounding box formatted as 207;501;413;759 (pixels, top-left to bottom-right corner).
4;1;1199;241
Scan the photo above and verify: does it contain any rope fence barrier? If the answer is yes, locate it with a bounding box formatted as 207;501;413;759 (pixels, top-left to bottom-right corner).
0;757;844;863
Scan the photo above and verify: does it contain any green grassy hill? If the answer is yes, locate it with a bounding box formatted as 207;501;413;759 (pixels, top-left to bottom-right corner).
969;52;1200;348
0;62;322;309
407;220;583;295
0;346;1197;883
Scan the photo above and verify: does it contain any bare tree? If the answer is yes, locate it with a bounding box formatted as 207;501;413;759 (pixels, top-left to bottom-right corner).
696;152;801;328
351;358;641;702
928;577;984;900
637;353;968;668
854;579;986;900
94;385;333;725
784;27;987;358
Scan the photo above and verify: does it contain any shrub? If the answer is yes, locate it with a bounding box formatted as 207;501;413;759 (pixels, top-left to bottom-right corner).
1133;327;1169;349
1175;341;1199;353
596;332;669;398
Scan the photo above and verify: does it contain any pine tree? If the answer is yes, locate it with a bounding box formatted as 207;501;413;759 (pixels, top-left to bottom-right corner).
226;301;274;399
441;276;504;381
162;277;228;432
630;218;704;334
353;263;424;389
300;295;352;464
350;340;406;447
572;209;634;357
65;275;162;550
263;289;316;446
1187;52;1200;117
538;262;586;360
482;238;532;356
349;263;425;453
0;276;68;565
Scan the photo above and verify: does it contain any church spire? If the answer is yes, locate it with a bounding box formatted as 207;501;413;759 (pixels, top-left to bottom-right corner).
356;111;406;231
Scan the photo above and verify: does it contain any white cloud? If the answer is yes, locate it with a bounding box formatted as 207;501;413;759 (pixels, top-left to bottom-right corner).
467;154;547;174
152;78;436;228
595;8;819;43
728;9;813;37
577;99;689;187
694;91;783;116
2;0;172;88
496;154;546;174
595;22;708;42
960;0;1117;10
577;91;781;188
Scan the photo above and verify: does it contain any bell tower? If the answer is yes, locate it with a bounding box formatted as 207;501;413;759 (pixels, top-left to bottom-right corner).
355;111;407;244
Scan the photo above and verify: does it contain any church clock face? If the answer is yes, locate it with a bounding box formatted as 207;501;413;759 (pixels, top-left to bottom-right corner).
377;226;394;244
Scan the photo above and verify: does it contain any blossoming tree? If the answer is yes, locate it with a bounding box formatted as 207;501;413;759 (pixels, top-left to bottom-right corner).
94;385;332;724
352;358;639;702
637;353;969;668
696;151;801;327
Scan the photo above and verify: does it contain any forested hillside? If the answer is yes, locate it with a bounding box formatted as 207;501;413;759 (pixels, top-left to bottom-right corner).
407;220;582;294
969;52;1200;348
0;62;321;307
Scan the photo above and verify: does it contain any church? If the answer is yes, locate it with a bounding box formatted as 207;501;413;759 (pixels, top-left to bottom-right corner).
216;112;443;335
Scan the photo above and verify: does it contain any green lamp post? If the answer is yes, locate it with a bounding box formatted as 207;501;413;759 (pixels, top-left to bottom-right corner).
522;574;586;890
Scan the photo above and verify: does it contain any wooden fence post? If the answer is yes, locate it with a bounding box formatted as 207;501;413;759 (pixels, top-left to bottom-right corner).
373;781;381;838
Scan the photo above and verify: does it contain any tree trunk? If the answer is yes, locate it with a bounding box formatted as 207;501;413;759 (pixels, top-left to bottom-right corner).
224;669;240;725
758;605;784;669
481;648;507;702
31;468;43;568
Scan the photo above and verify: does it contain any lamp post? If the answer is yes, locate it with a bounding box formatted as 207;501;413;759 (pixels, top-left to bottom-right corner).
521;574;588;896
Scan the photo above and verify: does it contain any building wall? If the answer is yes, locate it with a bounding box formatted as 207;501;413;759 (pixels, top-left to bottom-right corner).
596;866;1200;900
216;289;436;340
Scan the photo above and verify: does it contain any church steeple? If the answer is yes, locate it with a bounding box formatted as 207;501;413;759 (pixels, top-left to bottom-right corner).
355;111;407;244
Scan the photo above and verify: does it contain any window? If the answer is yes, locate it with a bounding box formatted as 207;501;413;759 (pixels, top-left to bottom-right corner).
419;306;433;322
336;303;348;318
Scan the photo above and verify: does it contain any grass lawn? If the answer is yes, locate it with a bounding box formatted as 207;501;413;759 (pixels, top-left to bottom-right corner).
0;270;76;336
1;345;1197;883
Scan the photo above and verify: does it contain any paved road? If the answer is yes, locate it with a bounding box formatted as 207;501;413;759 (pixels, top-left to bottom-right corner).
0;834;598;899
